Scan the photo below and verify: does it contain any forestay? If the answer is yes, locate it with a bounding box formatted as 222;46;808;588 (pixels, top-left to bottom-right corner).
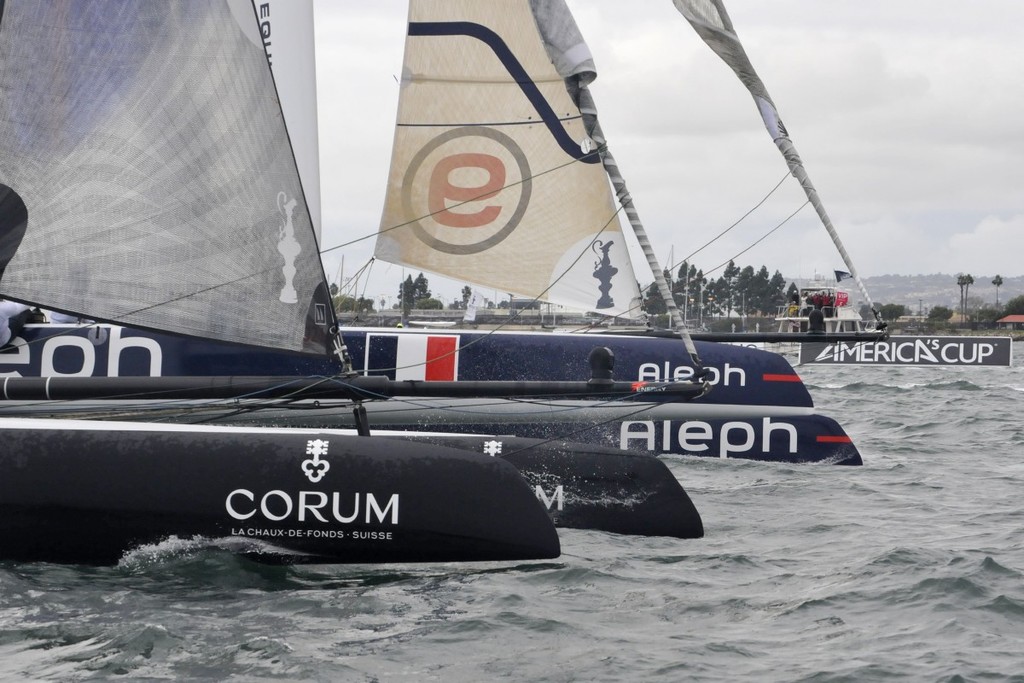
0;0;333;355
375;0;641;316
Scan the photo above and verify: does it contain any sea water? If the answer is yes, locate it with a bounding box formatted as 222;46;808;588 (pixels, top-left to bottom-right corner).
2;345;1022;681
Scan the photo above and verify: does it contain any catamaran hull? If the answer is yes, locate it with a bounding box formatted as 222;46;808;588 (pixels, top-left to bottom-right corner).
361;401;861;466
386;435;703;538
0;419;561;565
5;325;814;406
3;325;862;464
111;398;859;466
0;408;705;539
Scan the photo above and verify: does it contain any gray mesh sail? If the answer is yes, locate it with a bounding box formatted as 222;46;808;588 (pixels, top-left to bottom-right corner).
0;1;333;354
673;0;876;316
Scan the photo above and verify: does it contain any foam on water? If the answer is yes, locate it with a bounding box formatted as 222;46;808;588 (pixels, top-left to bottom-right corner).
2;345;1023;680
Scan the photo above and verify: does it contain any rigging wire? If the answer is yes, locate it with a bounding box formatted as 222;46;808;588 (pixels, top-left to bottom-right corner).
673;172;790;273
702;201;809;277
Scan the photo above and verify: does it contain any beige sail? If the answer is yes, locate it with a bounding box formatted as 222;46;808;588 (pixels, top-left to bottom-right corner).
375;0;641;316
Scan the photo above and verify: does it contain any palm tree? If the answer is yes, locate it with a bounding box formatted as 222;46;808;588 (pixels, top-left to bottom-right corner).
964;274;974;316
956;273;975;326
992;274;1004;307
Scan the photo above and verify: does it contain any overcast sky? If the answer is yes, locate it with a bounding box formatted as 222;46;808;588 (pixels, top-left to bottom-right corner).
311;1;1024;304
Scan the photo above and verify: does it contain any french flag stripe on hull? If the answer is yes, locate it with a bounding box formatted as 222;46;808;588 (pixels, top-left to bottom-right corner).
394;335;459;381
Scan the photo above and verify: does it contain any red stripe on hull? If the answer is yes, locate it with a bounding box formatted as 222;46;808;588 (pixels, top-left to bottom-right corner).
762;373;802;382
816;435;853;443
424;337;457;381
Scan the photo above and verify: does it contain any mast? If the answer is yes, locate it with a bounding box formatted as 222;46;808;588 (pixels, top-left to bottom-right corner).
574;85;705;364
530;0;707;370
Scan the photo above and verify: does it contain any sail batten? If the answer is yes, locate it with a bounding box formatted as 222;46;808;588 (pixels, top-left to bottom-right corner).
0;0;334;355
375;0;641;317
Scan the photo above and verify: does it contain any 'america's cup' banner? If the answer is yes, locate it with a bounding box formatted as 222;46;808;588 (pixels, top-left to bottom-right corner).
799;336;1013;367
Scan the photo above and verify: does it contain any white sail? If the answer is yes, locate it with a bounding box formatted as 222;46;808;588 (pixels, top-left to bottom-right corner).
374;0;641;316
672;0;876;315
239;0;323;242
0;1;334;355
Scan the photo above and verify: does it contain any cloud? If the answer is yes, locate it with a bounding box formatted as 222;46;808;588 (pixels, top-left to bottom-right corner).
312;0;1024;303
947;214;1024;275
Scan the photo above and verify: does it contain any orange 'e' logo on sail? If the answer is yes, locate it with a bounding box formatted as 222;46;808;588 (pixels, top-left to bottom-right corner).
403;126;531;255
429;153;506;228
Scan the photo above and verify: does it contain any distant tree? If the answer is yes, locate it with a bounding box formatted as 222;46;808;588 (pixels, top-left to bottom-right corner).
396;272;437;313
927;305;953;322
670;264;686;308
956;273;974;323
644;282;667;315
965;295;984;320
461;285;473;308
398;275;416;316
1002;295;1024;316
720;261;740;316
878;303;907;321
334;295;375;314
329;282;339;297
975;304;1002;324
416;297;443;310
765;270;787;314
412;273;431;301
674;262;697;299
733;265;755;317
992;274;1004;306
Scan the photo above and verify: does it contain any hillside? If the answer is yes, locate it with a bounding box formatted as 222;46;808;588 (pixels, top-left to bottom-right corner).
789;274;1024;312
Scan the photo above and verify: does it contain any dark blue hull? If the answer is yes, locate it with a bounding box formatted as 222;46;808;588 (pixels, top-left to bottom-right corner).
2;325;861;464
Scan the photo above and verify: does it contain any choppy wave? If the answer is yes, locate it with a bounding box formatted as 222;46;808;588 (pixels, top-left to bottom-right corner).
3;347;1023;680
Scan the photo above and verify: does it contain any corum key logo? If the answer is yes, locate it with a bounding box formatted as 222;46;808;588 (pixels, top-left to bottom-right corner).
301;439;331;482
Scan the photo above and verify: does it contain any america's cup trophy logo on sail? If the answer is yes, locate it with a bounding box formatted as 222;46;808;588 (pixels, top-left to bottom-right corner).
592;240;618;309
276;191;301;304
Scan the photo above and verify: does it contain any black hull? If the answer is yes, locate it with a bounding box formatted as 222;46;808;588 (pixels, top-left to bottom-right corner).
3;324;866;464
0;421;560;565
390;435;703;539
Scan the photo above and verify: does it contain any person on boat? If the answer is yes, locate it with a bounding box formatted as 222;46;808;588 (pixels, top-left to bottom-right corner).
49;310;92;324
808;306;826;334
787;293;799;316
0;299;31;348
